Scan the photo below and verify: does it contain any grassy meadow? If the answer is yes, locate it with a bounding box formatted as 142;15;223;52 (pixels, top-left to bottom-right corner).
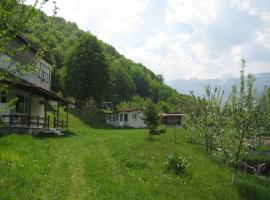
0;112;269;200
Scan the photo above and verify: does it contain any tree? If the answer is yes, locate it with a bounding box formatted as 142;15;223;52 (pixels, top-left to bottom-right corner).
142;99;160;135
64;33;109;107
186;86;224;157
223;59;264;184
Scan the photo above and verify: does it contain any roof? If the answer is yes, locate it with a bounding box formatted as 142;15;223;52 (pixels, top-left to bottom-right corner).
113;108;142;113
15;34;53;65
1;77;74;105
161;113;184;116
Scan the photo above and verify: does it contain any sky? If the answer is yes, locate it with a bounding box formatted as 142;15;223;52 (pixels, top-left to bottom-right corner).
30;0;270;81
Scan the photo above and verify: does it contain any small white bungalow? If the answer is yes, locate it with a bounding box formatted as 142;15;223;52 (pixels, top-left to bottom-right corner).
105;109;146;128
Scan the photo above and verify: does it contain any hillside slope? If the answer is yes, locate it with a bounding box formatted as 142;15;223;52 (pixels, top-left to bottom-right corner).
20;9;193;111
1;112;269;199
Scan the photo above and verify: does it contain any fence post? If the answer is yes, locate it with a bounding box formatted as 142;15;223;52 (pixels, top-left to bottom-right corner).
47;115;50;128
37;115;39;127
54;115;56;128
9;115;12;126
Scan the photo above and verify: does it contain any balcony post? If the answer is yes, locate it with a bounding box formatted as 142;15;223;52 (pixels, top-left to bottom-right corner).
37;115;39;127
57;100;59;129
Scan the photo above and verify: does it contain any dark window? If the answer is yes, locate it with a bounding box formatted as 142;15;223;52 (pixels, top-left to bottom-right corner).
0;92;7;103
16;95;28;113
116;114;119;121
113;114;116;121
124;114;128;122
120;114;123;121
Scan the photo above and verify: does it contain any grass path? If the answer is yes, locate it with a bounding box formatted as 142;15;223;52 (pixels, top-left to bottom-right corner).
0;112;270;200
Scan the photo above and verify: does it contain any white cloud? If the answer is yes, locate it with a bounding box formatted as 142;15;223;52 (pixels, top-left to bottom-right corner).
165;0;218;25
25;0;270;81
28;0;151;42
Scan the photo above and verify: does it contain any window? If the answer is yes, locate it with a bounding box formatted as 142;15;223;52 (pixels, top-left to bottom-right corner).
16;95;28;114
124;114;128;122
116;114;119;121
120;114;123;121
132;114;137;120
109;115;112;121
0;92;7;103
113;114;116;121
37;61;50;82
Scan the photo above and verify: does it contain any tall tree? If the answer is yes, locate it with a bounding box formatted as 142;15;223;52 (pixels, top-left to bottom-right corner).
223;59;264;184
64;33;109;107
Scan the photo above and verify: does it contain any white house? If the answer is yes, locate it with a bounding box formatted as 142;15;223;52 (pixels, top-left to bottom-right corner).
0;34;73;134
105;109;146;128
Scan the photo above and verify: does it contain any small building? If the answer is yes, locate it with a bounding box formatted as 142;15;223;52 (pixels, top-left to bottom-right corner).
0;34;73;135
161;113;184;127
105;109;146;128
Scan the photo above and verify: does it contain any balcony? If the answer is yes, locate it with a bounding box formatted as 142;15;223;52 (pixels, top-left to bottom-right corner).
0;114;67;130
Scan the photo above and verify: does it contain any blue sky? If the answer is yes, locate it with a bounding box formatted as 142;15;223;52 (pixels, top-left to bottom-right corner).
36;0;270;81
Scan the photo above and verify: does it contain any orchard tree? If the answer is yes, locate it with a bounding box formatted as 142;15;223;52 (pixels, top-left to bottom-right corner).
186;86;224;157
223;59;265;184
64;33;109;108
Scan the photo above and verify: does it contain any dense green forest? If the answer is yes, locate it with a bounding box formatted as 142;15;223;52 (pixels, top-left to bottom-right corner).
20;8;192;112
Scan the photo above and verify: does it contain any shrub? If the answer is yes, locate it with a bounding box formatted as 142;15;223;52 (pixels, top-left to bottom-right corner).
164;153;189;174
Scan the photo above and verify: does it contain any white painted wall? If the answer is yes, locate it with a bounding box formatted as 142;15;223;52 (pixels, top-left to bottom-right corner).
106;110;146;128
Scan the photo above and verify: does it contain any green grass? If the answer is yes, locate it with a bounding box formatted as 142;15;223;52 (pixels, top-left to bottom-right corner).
0;112;270;200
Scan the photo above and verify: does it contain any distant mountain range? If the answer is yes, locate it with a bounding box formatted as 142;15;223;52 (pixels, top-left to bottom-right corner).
168;73;270;98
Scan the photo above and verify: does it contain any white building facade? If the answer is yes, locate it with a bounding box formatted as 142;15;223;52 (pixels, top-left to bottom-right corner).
0;34;71;133
106;109;146;128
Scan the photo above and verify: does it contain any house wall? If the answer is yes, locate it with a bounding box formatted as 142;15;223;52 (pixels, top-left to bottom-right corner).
106;111;146;128
0;89;44;116
30;95;45;117
0;37;52;90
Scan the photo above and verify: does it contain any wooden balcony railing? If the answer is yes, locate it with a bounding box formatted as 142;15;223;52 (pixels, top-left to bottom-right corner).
0;115;67;129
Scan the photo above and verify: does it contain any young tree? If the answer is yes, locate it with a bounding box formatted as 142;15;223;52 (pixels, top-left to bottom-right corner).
223;59;264;184
186;86;224;157
64;33;109;108
142;99;160;135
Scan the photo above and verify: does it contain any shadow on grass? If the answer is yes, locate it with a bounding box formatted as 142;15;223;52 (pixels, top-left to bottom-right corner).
32;130;77;140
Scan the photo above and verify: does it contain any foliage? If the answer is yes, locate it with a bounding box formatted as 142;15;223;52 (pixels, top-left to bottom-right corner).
17;6;194;111
185;59;269;185
257;87;270;136
223;59;266;184
185;86;225;156
63;33;109;106
164;153;189;175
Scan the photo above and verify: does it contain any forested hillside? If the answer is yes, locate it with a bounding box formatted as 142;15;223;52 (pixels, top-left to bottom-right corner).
21;8;192;112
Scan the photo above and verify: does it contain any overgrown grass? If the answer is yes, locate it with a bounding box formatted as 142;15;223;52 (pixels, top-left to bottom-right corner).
0;112;269;199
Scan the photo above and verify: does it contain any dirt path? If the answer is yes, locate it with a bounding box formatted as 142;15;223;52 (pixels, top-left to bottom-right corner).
67;137;87;200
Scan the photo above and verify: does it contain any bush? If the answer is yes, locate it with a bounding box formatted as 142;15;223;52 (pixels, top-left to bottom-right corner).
164;153;189;174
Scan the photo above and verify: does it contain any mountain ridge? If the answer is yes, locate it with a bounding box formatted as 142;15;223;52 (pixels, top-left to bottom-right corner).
168;72;270;97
